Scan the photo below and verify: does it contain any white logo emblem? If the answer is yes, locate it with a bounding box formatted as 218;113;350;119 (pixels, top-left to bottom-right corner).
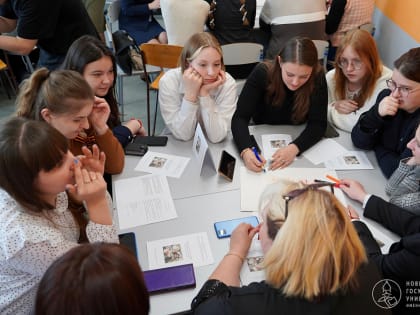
372;279;401;309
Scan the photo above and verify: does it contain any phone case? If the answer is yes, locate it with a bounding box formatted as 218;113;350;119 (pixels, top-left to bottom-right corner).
143;264;196;294
214;216;259;239
218;150;236;181
118;232;138;259
125;143;148;156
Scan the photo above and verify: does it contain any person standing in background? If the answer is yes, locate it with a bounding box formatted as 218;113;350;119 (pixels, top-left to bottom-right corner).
0;0;98;70
325;0;375;70
82;0;106;42
259;0;326;60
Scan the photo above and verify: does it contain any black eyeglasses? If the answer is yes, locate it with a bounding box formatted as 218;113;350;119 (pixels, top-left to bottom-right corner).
386;79;420;98
282;182;335;218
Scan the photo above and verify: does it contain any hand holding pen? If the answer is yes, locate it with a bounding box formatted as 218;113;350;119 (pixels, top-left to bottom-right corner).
241;147;266;172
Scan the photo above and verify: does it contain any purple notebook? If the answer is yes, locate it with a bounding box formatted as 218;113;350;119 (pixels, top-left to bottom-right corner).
143;264;196;294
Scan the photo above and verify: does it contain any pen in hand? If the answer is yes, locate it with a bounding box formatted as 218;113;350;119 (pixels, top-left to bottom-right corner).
252;147;266;172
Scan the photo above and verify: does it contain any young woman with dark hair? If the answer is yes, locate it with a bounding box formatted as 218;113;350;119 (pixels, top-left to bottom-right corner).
232;36;328;172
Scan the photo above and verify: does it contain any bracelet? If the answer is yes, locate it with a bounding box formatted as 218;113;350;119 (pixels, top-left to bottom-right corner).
240;147;251;159
225;252;245;263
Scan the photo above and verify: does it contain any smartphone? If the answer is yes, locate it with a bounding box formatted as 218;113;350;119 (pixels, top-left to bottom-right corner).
118;232;138;260
250;134;261;153
218;150;236;181
125;142;148;156
214;216;259;239
143;264;196;294
324;122;340;138
134;136;168;146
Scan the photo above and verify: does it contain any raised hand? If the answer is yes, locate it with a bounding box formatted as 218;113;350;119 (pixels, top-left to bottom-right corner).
89;96;111;135
78;145;106;175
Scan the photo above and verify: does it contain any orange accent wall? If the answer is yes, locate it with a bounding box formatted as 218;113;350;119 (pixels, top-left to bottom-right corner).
375;0;420;42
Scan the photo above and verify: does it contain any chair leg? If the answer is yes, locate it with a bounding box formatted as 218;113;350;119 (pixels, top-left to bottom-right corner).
152;90;159;136
116;75;125;119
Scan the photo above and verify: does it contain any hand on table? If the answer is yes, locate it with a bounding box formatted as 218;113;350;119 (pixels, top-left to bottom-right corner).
269;144;299;170
242;149;266;172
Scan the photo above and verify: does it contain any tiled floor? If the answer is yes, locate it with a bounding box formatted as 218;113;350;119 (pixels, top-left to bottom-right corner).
0;74;166;135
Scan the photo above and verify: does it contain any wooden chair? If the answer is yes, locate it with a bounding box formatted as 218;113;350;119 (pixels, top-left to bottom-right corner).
140;43;183;135
0;58;17;99
221;42;263;95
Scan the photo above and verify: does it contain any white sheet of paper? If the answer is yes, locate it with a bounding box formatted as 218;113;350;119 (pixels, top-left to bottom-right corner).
302;138;348;165
324;151;374;170
147;232;214;269
240;238;265;285
114;174;178;229
262;134;293;159
240;167;347;212
134;151;190;178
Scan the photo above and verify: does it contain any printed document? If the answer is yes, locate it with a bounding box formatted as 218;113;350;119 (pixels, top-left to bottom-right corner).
134;151;190;178
302;138;348;165
324;151;373;170
261;134;293;160
114;174;177;229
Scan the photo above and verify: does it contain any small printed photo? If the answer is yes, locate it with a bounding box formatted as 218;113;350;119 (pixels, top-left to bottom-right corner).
246;256;264;272
195;136;201;154
149;156;167;168
270;139;286;148
163;244;183;263
343;155;360;165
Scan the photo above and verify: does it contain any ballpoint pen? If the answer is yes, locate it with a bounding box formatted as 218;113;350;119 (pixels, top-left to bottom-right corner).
252;147;266;172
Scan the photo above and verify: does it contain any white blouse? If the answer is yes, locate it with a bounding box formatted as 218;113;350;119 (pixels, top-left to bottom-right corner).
159;68;238;143
326;66;392;132
0;189;119;315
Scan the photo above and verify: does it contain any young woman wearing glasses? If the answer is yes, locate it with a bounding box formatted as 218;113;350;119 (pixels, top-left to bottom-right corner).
326;29;392;132
351;47;420;178
191;182;385;315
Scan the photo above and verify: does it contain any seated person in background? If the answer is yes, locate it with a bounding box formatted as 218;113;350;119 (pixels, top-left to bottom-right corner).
351;47;420;178
15;69;125;175
340;178;420;313
34;243;149;315
119;0;167;45
327;29;392;132
385;122;420;213
232;37;327;173
0;118;118;314
82;0;106;42
161;0;209;46
259;0;326;60
191;181;385;315
62;35;146;148
325;0;375;70
159;32;237;143
205;0;266;79
0;0;98;70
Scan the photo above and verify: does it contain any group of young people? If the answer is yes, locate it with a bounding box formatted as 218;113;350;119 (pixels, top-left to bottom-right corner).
0;25;419;314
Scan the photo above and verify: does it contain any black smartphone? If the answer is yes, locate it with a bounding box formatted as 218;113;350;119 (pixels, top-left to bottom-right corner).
324;122;340;138
125;142;148;156
218;150;236;181
118;232;138;260
143;264;196;294
250;134;261;153
134;136;168;146
214;216;259;239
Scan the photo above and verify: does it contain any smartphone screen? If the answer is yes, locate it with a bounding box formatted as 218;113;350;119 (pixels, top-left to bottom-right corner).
118;232;138;260
218;150;236;181
143;264;196;294
214;216;259;239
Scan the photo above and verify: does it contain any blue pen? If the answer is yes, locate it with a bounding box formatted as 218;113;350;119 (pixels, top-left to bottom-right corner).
252;147;266;172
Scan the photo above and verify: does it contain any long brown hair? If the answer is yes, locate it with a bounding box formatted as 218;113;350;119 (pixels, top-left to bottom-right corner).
15;68;94;120
334;29;383;108
265;37;321;123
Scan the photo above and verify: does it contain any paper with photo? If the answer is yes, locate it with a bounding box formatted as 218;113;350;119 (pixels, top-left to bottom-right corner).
114;174;177;229
240;167;347;212
134;151;189;178
240;238;265;284
302;138;348;165
147;232;214;269
262;134;293;159
324;151;373;170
